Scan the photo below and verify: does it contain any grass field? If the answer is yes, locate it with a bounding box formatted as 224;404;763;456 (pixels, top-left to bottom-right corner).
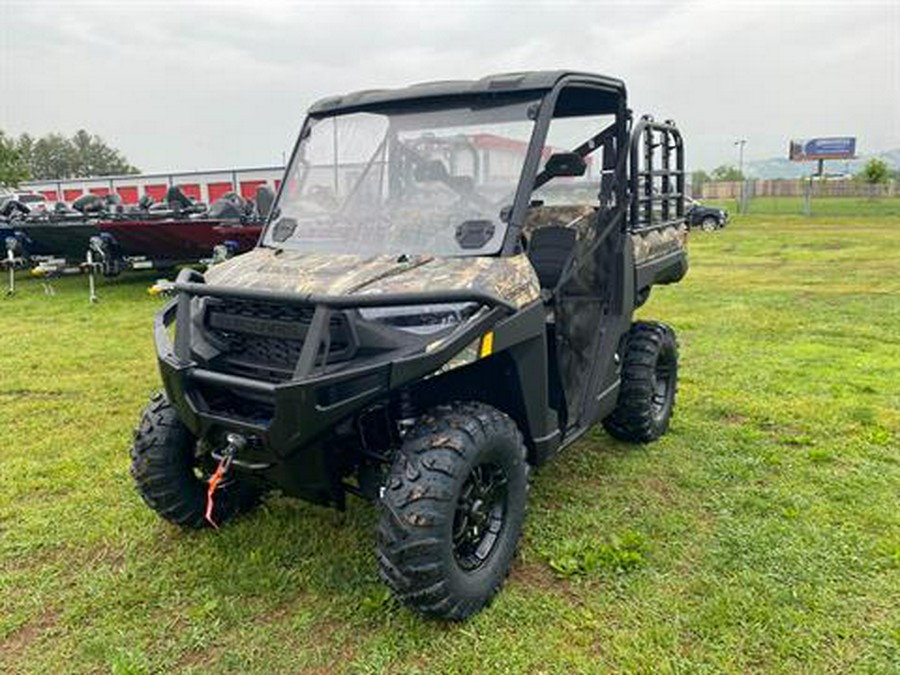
1;215;899;673
704;196;900;218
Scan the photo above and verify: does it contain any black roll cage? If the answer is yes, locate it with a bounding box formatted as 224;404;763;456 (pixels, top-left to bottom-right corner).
501;76;629;254
264;74;633;256
262;73;685;283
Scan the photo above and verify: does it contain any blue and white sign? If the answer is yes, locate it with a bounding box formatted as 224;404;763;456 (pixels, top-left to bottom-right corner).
789;137;856;161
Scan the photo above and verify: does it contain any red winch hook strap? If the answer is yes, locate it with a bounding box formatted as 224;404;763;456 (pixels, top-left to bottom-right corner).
203;433;247;530
204;460;228;529
204;436;242;529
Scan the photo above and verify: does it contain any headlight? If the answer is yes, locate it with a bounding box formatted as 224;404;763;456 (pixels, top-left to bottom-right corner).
359;302;479;335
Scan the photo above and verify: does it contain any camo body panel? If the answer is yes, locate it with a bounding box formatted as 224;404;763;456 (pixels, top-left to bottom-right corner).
631;223;688;264
429;338;481;376
204;247;541;308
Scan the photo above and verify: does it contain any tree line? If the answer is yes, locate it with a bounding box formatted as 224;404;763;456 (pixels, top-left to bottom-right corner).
692;158;897;189
0;129;139;187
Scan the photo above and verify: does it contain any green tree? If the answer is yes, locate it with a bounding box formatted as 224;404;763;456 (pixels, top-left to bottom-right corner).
857;157;890;185
15;133;35;168
70;129;139;178
691;169;711;186
690;169;711;198
711;165;744;181
0;131;30;187
15;130;139;180
29;133;76;180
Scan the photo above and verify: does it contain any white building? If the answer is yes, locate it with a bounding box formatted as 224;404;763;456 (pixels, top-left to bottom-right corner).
21;166;285;205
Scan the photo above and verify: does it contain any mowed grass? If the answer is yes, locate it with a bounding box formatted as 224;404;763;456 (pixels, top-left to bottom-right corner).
705;195;900;218
1;215;899;673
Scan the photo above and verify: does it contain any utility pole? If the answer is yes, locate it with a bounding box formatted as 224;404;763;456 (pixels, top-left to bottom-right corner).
734;139;747;214
734;139;747;177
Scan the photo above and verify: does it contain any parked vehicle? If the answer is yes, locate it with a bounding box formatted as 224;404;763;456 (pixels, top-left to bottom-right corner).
130;70;689;620
0;191;49;215
685;197;727;230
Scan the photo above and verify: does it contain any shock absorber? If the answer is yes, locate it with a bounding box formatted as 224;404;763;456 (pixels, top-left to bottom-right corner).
396;388;418;437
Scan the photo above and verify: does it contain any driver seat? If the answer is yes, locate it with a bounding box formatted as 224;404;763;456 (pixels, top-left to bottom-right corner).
527;226;576;290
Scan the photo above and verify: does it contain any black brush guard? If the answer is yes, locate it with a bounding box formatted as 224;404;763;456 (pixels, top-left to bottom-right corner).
154;269;514;504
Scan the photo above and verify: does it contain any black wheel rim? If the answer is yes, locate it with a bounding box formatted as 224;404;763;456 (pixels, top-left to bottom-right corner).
651;350;675;422
452;462;508;571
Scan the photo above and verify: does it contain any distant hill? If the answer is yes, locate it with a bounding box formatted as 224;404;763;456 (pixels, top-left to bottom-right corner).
743;148;900;179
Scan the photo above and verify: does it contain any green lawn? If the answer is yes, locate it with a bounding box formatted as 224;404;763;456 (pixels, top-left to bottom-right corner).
705;196;900;218
1;215;899;673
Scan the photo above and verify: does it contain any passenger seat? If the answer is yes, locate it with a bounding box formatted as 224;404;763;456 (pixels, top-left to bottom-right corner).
527;226;577;290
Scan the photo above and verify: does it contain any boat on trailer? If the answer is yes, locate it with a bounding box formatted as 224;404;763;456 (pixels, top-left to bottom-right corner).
4;187;272;300
95;218;262;261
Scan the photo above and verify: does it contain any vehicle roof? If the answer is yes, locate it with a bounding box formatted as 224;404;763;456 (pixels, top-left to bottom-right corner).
308;70;626;115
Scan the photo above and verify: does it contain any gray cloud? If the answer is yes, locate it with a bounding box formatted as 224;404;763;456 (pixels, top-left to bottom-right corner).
1;0;897;172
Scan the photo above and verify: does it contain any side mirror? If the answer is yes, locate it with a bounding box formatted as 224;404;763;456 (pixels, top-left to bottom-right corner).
543;152;587;178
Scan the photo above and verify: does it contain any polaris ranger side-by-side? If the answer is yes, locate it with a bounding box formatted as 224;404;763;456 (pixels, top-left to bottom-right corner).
131;71;689;620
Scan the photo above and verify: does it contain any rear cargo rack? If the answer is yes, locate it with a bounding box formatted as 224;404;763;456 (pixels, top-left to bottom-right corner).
629;115;685;232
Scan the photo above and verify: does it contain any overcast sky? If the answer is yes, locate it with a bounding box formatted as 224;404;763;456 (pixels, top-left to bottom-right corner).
1;0;897;173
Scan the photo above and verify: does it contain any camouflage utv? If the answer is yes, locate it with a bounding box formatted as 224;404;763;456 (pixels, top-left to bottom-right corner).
131;71;688;620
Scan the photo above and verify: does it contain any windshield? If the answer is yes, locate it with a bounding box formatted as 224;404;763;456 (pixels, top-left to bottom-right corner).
264;95;541;256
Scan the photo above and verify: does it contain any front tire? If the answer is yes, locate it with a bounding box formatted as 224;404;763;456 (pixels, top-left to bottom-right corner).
376;402;528;621
603;322;678;442
130;393;259;529
700;215;719;231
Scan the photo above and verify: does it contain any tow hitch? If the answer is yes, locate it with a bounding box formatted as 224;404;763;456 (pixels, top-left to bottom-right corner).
204;433;243;528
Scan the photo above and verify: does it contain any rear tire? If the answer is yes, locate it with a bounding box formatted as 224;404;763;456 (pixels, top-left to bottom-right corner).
130;392;259;529
376;402;528;621
603;322;678;442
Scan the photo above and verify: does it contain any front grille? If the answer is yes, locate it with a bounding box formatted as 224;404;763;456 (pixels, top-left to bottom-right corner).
203;299;355;381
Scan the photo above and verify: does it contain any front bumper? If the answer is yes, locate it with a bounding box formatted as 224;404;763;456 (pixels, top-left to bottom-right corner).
154;270;513;504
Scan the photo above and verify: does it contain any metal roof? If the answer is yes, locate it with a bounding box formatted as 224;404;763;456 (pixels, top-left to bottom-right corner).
308;70;626;115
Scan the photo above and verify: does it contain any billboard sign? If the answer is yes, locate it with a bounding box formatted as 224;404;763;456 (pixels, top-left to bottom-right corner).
789;137;856;161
